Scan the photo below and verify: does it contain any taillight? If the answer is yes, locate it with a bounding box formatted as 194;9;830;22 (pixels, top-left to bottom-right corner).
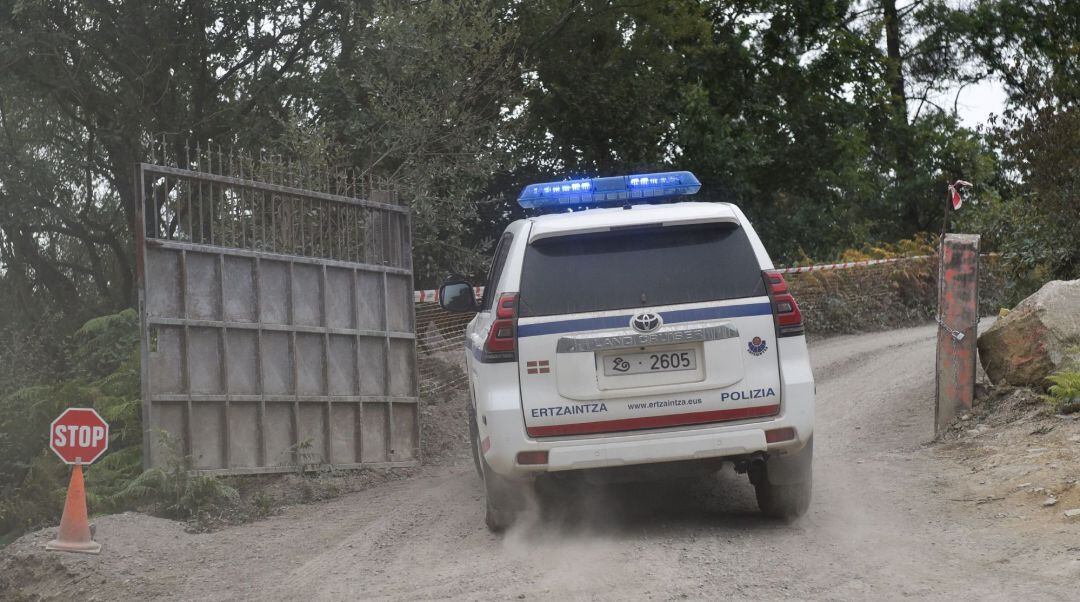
516;450;549;465
765;427;796;443
484;292;518;361
763;270;804;337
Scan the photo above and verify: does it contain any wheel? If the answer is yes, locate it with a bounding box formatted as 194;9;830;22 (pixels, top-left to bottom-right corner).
751;437;813;520
468;402;522;531
475;430;526;532
484;472;517;532
480;456;524;532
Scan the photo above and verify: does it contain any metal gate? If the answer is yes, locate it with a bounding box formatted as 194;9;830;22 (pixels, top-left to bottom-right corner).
135;146;418;474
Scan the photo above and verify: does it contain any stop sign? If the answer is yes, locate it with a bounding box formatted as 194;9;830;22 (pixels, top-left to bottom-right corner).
49;408;109;465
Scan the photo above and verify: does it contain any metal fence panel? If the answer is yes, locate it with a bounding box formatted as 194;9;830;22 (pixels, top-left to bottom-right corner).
135;151;417;475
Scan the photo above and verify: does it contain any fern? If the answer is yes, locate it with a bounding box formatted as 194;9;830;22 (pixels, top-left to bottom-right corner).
1045;370;1080;412
101;433;240;520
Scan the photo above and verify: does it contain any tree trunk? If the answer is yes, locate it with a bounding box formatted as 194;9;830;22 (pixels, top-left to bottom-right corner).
881;0;918;230
882;0;907;120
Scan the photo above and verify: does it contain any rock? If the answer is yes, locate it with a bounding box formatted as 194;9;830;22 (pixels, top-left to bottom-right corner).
978;279;1080;386
1043;497;1058;507
1064;509;1080;519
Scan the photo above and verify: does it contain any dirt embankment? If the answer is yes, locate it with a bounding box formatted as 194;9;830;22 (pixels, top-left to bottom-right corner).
937;385;1080;526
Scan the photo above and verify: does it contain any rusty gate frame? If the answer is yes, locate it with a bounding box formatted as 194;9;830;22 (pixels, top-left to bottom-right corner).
135;157;419;475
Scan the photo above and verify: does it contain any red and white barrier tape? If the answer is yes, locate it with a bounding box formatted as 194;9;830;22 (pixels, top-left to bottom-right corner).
774;255;933;275
412;253;998;302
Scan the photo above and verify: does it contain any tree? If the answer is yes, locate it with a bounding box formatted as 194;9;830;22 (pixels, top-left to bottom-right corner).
952;1;1079;281
0;0;339;393
962;0;1078;107
0;0;333;316
315;0;524;286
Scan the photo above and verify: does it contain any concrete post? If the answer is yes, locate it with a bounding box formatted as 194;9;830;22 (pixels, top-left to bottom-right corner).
935;234;980;434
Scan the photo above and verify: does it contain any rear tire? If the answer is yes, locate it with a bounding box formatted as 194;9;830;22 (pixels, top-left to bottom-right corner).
476;433;526;532
482;460;525;532
752;437;813;520
484;479;516;532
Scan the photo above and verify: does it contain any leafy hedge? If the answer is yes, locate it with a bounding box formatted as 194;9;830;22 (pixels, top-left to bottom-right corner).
789;236;1025;337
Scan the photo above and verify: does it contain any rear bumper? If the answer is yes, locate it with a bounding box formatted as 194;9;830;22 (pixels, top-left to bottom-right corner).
547;426;769;470
475;336;815;480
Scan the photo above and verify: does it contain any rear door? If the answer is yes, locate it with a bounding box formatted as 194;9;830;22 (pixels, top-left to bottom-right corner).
516;222;780;438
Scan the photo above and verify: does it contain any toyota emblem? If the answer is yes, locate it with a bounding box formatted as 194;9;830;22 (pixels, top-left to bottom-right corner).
630;312;662;333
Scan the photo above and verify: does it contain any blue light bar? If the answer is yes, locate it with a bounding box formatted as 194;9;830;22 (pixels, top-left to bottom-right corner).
517;171;702;210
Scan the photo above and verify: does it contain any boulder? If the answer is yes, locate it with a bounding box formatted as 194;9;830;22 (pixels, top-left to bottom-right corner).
978;279;1080;386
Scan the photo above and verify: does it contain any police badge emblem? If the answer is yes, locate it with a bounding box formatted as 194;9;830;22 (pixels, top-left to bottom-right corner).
748;336;768;356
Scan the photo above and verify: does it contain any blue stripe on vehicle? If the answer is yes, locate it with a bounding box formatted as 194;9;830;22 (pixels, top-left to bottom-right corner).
516;302;774;338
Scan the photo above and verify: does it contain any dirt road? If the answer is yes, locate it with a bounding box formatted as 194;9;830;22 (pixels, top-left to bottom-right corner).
5;324;1078;600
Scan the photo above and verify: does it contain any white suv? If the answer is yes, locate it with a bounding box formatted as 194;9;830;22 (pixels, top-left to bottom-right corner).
439;172;814;530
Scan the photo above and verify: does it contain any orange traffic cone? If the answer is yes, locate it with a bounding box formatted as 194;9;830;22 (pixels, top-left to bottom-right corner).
45;465;101;554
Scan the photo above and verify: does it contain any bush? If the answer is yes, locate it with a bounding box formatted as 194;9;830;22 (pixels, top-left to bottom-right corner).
70;309;140;379
113;433;239;521
957;100;1080;285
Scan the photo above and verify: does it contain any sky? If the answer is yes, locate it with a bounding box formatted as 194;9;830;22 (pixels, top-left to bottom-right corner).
949;78;1010;129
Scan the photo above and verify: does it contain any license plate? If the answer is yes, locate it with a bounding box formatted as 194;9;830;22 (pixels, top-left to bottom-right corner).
602;349;698;377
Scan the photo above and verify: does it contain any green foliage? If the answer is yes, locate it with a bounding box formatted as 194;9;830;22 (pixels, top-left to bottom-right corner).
71;309;140;379
251;491;276;519
315;0;523;285
112;434;239;521
1044;370;1080;413
2;0;1075;283
0;454;68;539
951;2;1079;283
0;310;143;540
958;100;1080;283
836;233;937;263
961;0;1079;106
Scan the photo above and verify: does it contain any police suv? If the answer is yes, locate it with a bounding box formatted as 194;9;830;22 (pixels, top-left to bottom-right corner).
439;171;814;530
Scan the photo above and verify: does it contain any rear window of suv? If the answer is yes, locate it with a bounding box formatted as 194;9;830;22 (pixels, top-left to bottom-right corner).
518;223;766;318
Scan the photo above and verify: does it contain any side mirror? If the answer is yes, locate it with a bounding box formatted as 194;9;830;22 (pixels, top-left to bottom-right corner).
439;279;478;313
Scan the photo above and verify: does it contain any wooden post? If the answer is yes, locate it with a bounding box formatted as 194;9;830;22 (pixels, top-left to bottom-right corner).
935;234;980;434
